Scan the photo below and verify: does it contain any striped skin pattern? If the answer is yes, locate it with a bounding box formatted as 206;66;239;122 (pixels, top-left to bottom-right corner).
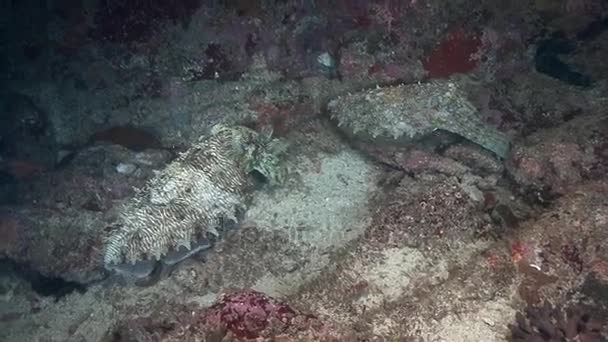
104;125;285;266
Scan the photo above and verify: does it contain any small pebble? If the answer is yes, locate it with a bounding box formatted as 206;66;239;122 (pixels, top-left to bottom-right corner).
116;163;136;175
482;318;495;327
317;52;335;68
56;150;74;164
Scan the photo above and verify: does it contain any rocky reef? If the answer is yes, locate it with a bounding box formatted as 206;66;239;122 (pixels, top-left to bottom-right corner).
508;301;603;342
111;289;356;341
2;0;608;341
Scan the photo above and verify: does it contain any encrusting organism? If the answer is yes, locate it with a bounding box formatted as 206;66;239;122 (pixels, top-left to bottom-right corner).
508;301;603;342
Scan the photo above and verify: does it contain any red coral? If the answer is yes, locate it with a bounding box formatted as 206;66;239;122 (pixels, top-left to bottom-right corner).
199;290;298;339
423;27;481;78
114;289;356;340
511;240;528;263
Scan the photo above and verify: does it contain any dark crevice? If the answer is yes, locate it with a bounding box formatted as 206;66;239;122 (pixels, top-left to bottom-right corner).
0;259;87;301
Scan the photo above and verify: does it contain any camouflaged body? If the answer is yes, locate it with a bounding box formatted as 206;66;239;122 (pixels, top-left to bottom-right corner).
104;125;285;266
328;80;510;158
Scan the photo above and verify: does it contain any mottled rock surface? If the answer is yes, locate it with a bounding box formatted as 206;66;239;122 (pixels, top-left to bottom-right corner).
328;79;511;158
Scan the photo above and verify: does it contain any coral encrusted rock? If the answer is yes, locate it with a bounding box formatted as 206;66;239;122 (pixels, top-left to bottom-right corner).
508;301;603;342
103;125;286;268
327;79;511;158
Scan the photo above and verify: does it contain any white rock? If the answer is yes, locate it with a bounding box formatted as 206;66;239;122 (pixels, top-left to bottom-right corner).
116;162;137;175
